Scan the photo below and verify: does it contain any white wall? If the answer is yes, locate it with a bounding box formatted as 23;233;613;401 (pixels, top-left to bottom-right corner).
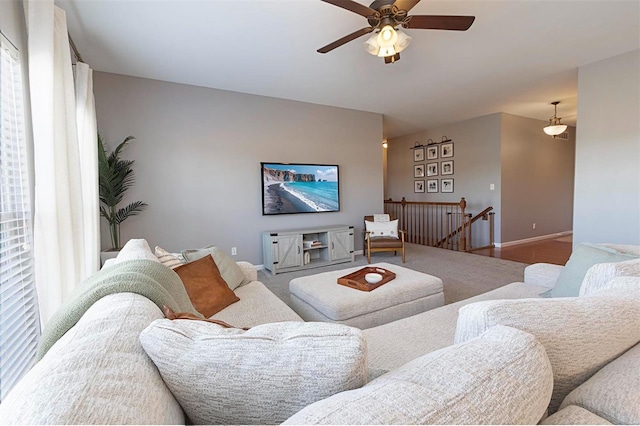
574;49;640;245
93;72;384;264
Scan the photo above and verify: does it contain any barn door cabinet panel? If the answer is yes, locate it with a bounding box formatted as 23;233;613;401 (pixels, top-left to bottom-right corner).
262;225;354;275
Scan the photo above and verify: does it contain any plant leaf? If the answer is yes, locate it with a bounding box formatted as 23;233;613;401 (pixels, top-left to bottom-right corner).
114;201;148;224
98;134;147;227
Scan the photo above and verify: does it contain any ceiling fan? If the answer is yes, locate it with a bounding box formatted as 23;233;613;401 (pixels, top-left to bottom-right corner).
317;0;475;64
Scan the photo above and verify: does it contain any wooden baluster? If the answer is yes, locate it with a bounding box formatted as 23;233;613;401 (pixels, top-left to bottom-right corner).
401;197;406;239
467;213;473;251
445;210;450;249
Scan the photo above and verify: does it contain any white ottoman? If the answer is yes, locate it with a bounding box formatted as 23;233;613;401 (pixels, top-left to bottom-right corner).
289;263;444;329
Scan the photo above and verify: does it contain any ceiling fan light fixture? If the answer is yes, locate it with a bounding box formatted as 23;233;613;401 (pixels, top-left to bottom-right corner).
384;53;400;64
395;29;412;53
543;101;568;136
377;45;397;57
363;32;380;55
377;25;398;47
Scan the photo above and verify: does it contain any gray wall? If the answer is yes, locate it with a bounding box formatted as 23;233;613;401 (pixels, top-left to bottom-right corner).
574;49;640;245
386;113;503;244
501;113;575;242
93;72;384;264
386;112;577;246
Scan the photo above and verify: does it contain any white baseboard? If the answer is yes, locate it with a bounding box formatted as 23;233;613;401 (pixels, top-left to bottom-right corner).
495;231;573;248
354;249;363;256
255;264;265;271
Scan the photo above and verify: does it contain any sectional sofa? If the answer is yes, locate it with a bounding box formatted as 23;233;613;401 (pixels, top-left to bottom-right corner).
0;240;638;425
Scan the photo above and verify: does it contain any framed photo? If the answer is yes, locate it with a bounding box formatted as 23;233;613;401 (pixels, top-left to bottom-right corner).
441;142;454;158
426;162;438;177
441;178;454;193
426;146;438;160
441;160;454;175
414;164;425;178
427;179;438;193
413;147;425;162
414;180;425;193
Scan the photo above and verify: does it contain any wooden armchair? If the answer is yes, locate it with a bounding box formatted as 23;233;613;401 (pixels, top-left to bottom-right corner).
363;215;406;263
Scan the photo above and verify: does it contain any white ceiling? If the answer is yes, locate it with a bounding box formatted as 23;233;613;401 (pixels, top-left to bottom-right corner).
57;0;640;139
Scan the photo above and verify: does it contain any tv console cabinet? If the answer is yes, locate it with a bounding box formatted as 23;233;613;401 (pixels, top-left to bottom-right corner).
262;225;354;275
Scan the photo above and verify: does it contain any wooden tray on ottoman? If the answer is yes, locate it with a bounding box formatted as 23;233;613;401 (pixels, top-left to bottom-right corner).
337;266;396;291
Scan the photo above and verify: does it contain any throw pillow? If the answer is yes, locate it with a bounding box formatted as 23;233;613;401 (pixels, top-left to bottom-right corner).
139;320;367;425
182;245;248;290
173;255;239;317
154;246;185;269
162;305;247;330
284;326;552;425
454;288;640;413
365;219;399;239
542;243;638;298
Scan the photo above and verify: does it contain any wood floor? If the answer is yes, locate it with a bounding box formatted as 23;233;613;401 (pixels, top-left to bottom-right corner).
473;236;573;265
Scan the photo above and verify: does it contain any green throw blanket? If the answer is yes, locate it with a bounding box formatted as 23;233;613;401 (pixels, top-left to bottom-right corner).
36;259;201;360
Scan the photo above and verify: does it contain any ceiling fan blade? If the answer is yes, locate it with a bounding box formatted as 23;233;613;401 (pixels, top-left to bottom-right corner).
393;0;421;12
408;15;475;31
320;0;377;18
317;27;374;53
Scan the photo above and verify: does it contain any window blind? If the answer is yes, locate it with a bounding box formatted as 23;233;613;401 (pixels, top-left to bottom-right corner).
0;31;40;401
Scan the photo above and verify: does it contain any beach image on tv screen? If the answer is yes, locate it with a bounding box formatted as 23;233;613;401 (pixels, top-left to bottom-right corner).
262;163;339;215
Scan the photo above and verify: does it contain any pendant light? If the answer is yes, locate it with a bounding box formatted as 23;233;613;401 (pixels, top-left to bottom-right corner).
543;101;568;136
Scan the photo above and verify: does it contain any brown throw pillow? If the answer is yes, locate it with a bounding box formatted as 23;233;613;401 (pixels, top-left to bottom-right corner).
162;305;248;330
173;255;240;317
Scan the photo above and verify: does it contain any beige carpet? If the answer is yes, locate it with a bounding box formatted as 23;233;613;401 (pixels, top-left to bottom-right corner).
258;243;528;308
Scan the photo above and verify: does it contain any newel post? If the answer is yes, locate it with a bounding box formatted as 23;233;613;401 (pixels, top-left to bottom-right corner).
400;197;407;231
459;197;467;251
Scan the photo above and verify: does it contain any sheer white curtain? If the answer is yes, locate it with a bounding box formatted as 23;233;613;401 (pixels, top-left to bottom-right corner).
25;1;99;326
75;63;100;276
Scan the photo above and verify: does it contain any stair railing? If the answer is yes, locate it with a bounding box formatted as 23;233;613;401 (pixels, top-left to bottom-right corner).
384;197;495;252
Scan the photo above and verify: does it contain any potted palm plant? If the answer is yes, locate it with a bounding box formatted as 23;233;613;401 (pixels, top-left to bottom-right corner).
98;134;148;251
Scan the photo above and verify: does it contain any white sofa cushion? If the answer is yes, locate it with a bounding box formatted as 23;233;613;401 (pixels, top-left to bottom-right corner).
559;342;640;424
523;263;564;288
454;288;640;413
284;325;553;425
0;293;184;425
541;405;612;425
363;281;547;371
580;258;640;295
139;319;367;425
543;243;637;298
236;260;258;283
210;280;303;326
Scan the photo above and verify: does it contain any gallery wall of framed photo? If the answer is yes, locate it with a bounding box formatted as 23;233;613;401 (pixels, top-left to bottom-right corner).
413;139;455;194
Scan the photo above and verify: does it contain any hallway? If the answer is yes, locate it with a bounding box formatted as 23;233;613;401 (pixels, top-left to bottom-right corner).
473;235;573;265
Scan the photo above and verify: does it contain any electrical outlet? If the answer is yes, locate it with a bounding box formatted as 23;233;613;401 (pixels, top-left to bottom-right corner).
231;247;237;256
490;184;495;190
532;223;536;230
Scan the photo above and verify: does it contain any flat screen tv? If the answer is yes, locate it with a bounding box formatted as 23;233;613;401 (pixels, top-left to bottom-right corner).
261;162;340;215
